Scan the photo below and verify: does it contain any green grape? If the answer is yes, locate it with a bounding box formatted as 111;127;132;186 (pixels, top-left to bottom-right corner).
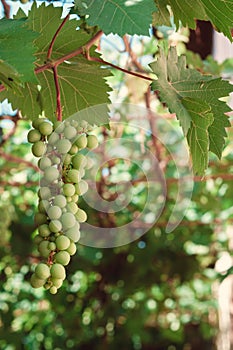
38;187;51;200
72;153;87;169
55;251;70;266
50;286;58;294
48;132;59;145
34;212;48;225
44;281;52;290
63;183;75;197
66;169;80;183
49;220;62;233
34;235;43;245
79;168;85;179
63;154;72;166
64;125;77;139
50;263;66;280
30;273;45;288
61;212;76;230
32;118;46;129
35;263;51;280
69;144;78;155
39;121;53;136
38;224;51;238
87;134;98;149
75;208;87;223
53;195;67;208
65;224;80;243
66;241;77;256
38;199;50;214
51;278;63;288
38;240;51;258
47;206;62;220
53;120;64;132
49;242;56;251
85;157;94;169
74;180;88;195
55;139;72;154
71;194;79;203
44;166;60;182
32;141;46;157
27;129;41;143
51;155;60;165
38;157;52;171
75;134;87;149
66;202;78;214
55;235;70;250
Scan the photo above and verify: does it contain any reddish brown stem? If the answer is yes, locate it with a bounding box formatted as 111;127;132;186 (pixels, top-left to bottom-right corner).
1;0;10;18
52;66;62;121
47;14;70;60
123;35;145;72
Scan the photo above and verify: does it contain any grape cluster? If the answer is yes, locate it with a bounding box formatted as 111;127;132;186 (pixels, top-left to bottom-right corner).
28;118;98;294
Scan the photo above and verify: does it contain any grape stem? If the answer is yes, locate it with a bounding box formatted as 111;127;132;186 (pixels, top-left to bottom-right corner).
52;66;62;121
47;14;70;60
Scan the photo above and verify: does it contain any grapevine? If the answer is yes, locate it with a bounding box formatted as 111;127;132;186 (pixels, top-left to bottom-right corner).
28;117;98;294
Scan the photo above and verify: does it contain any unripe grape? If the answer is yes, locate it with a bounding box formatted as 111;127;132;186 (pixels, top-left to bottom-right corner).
44;166;60;182
38;224;51;237
63;183;75;197
32;141;46;157
34;234;43;245
75;208;87;223
74;180;88;195
55;251;70;266
38;187;51;200
50;286;58;294
65;224;80;243
38;240;51;258
38;199;50;214
51;263;66;280
38;121;53;136
79;168;85;179
55;235;70;250
64;125;76;139
75;134;87;149
49;242;56;251
53;120;64;132
35;263;51;280
47;206;62;220
49;220;62;233
48;132;59;145
69;144;78;155
27;129;41;143
72;153;87;169
38;157;52;171
30;273;45;288
34;212;48;226
32;118;46;129
61;212;76;230
87;134;98;149
51;155;60;165
66;169;80;183
51;278;63;288
53;194;67;208
71;194;79;203
55;139;72;154
66;241;77;255
66;202;78;214
86;157;94;169
44;281;52;290
63;154;72;166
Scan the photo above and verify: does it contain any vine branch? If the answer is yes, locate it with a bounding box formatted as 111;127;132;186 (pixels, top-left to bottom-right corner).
1;0;10;18
52;66;62;121
47;14;70;60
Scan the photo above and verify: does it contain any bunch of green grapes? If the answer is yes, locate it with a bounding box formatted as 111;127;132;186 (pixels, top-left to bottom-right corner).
28;118;98;294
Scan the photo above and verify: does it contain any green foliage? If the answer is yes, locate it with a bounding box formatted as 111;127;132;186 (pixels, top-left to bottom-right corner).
0;18;38;86
150;46;232;174
154;0;233;41
75;0;156;36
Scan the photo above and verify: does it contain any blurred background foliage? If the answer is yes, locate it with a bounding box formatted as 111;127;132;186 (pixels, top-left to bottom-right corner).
1;2;233;350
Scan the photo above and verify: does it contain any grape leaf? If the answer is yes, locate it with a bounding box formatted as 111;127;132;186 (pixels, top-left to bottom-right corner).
154;0;233;41
0;61;22;91
1;3;111;124
74;0;156;36
184;98;214;175
0;18;38;85
150;46;232;174
153;1;171;27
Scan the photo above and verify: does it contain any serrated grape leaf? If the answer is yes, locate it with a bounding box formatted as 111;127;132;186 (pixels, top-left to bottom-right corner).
1;3;111;124
154;0;233;41
150;46;232;173
0;18;38;85
184;98;214;175
0;61;22;91
74;0;156;36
